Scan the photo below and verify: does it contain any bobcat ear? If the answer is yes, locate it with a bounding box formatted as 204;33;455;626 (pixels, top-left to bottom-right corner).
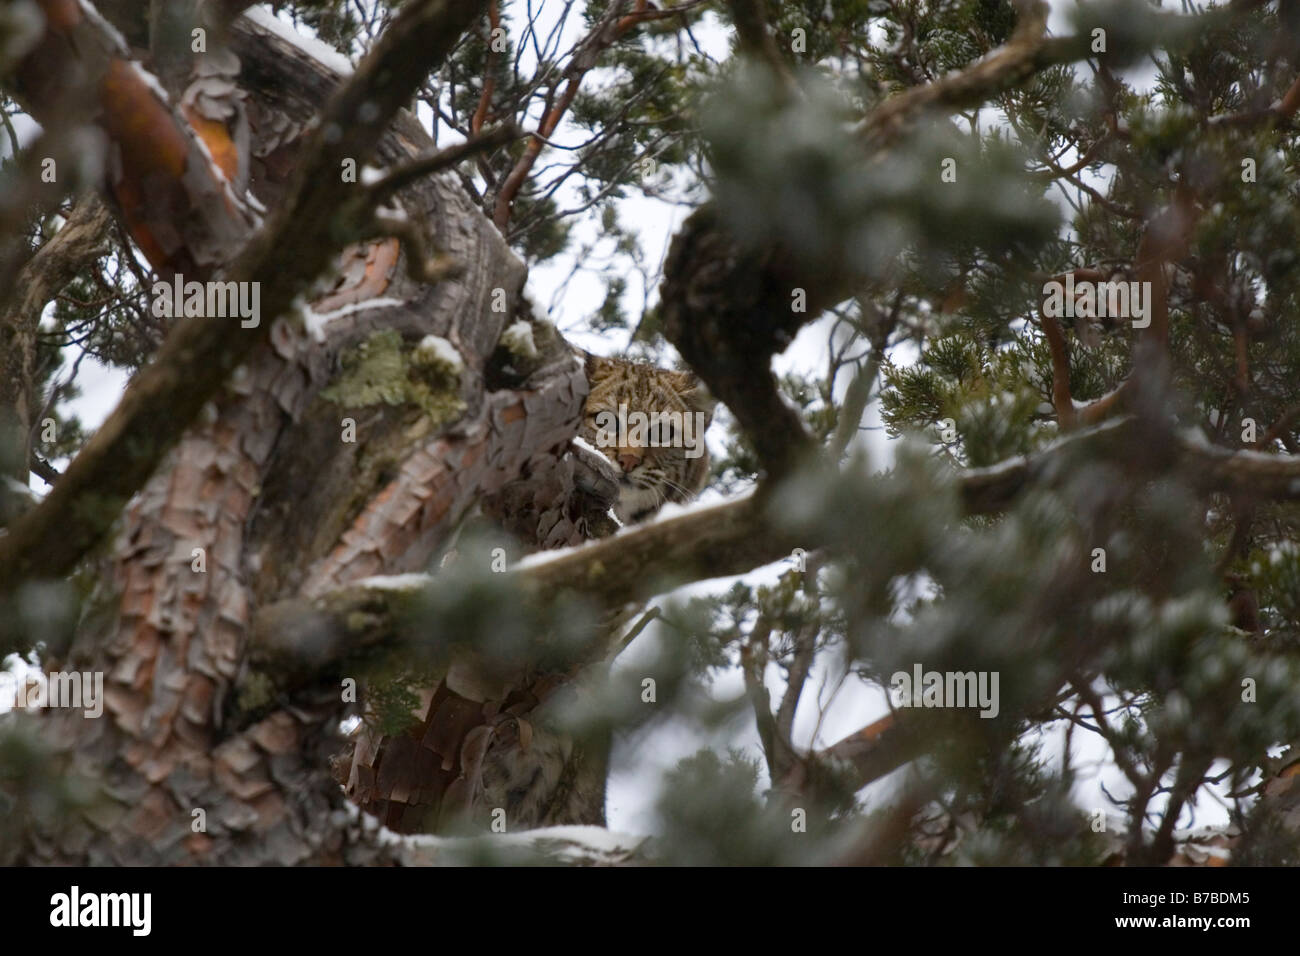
677;373;716;419
583;350;613;381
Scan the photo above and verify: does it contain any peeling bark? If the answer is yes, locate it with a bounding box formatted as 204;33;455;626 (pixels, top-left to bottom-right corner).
4;4;612;864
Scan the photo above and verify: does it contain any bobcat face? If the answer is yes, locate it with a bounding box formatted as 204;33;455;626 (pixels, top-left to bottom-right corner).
579;352;715;523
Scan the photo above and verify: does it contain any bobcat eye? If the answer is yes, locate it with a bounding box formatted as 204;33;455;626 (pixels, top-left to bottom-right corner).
648;420;673;445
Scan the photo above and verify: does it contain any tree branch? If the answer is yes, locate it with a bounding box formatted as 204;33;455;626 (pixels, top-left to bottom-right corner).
857;1;1246;144
365;123;522;205
490;0;703;229
249;416;1300;685
0;0;491;592
659;205;821;481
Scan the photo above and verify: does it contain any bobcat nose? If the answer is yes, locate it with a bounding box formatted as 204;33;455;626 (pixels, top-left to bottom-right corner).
617;451;641;473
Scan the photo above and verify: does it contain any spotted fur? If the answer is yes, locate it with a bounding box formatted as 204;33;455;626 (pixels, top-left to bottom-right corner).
579;352;715;523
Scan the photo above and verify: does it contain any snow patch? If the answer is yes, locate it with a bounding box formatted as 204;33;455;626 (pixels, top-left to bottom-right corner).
356;572;434;592
513;534;604;572
415;334;464;372
127;61;172;106
513;488;755;573
377;824;647;864
500;320;538;359
636;488;751;529
376;200;408;222
244;5;355;76
300;296;404;342
78;0;128;52
570;435;603;458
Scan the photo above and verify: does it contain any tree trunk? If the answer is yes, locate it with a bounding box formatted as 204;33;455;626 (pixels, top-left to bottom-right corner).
6;9;605;865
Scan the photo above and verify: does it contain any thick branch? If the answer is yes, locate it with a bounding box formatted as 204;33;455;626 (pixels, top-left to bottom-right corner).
660;205;821;480
251;417;1300;682
0;0;491;591
859;0;1058;142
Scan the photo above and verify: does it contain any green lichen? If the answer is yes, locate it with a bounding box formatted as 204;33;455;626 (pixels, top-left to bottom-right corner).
237;669;275;713
320;329;409;406
321;329;466;427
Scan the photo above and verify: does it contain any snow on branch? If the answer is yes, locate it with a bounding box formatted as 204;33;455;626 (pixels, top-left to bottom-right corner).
251;416;1300;688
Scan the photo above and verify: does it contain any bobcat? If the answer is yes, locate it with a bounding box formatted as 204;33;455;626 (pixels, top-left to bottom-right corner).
576;351;716;524
471;353;716;829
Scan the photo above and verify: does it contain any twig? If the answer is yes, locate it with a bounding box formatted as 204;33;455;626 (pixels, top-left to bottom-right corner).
609;605;662;659
365;123;522;204
491;0;705;229
470;1;500;135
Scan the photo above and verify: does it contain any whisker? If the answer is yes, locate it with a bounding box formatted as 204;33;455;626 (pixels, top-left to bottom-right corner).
654;475;698;500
